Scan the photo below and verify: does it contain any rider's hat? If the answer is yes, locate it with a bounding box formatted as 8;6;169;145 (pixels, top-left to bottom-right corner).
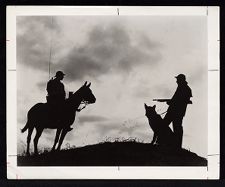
55;71;65;78
175;74;186;81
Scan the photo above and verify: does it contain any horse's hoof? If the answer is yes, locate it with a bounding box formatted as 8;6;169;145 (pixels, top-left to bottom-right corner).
51;148;56;152
34;152;39;156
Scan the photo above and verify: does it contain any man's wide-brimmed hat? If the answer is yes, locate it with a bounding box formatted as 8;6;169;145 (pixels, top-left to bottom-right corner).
175;74;186;81
55;71;65;77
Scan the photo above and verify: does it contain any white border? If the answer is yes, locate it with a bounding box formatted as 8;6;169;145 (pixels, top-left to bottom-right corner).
6;6;220;179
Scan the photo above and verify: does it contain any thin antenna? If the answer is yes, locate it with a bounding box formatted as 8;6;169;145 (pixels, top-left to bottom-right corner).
48;16;53;80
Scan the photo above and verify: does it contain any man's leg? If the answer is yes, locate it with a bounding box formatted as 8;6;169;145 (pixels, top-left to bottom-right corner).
173;117;183;148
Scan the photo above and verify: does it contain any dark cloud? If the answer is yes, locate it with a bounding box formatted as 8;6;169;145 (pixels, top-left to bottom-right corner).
57;23;162;81
17;17;162;81
17;16;61;71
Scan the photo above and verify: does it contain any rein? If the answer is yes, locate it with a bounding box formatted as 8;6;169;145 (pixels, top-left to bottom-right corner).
158;110;167;116
77;101;89;112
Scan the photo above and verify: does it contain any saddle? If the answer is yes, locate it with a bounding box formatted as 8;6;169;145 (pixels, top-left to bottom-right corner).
46;96;65;117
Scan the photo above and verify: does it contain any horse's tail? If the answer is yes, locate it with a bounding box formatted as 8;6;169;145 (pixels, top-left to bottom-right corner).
21;109;33;133
21;121;29;133
21;103;44;133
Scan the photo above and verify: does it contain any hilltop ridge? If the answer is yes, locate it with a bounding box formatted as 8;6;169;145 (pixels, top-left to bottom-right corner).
18;142;207;166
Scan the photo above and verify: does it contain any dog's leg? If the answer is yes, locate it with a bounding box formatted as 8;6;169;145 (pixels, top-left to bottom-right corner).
150;133;157;145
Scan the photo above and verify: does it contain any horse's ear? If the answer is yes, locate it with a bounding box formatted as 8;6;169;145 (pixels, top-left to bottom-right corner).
87;82;91;87
153;105;156;109
84;81;87;86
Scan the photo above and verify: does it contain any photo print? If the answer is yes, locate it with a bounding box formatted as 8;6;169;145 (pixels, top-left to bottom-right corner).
17;15;208;166
7;6;219;179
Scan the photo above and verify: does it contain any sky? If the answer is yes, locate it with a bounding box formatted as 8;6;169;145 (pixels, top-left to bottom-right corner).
17;16;208;157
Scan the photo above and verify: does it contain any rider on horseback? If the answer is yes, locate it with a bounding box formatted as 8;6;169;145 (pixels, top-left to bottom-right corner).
47;71;66;104
46;71;72;131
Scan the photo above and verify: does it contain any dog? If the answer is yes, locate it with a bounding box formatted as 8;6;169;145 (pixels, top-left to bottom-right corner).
144;103;175;146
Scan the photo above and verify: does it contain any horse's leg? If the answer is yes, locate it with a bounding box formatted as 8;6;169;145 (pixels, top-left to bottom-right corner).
33;127;44;155
26;126;34;156
51;128;62;151
56;129;68;151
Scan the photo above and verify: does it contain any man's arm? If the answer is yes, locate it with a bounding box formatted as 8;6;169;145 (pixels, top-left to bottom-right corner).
46;80;52;95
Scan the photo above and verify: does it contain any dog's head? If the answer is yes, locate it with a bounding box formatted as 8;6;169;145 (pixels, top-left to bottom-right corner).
144;103;157;118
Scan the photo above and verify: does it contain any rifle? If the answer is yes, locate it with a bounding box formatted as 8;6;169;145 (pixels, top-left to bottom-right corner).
153;99;170;102
153;99;192;104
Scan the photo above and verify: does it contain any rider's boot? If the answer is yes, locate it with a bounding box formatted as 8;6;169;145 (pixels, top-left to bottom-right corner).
66;126;73;132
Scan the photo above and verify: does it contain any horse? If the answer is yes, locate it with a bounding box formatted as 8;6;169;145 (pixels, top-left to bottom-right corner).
144;103;175;146
21;81;96;156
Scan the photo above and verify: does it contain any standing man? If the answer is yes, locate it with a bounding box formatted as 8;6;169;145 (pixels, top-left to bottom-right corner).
46;70;66;107
163;74;192;148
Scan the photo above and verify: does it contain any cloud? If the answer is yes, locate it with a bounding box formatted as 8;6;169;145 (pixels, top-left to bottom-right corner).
17;16;62;71
17;17;162;82
78;115;108;124
57;23;162;81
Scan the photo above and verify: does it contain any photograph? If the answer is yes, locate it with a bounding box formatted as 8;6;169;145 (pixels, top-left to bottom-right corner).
6;6;219;179
16;15;207;166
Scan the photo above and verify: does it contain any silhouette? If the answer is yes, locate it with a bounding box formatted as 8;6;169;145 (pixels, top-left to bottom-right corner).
144;104;175;146
18;141;207;166
46;71;68;129
21;81;96;156
156;74;192;148
46;71;66;104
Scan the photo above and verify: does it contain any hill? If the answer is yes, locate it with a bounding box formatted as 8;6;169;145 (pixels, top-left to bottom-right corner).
17;142;207;166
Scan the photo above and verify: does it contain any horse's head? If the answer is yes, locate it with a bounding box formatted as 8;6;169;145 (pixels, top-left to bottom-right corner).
71;81;96;105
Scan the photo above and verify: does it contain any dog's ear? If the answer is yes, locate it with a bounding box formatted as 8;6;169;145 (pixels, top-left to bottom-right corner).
144;103;147;108
153;105;156;109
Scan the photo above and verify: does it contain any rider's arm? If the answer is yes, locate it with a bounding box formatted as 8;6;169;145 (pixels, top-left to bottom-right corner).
166;100;171;105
